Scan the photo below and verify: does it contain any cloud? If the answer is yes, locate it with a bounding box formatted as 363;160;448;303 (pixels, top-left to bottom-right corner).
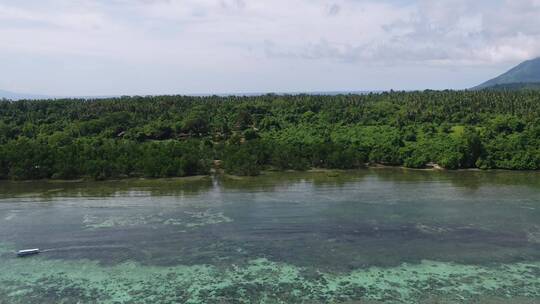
5;0;538;65
262;0;540;66
1;0;540;94
327;3;341;16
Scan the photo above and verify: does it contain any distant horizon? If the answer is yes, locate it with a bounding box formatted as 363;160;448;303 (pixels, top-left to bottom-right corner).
0;67;515;98
2;87;473;101
1;84;462;98
2;1;540;96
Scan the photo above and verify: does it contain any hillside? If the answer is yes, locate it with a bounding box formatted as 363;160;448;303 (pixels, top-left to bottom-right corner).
475;58;540;90
481;82;540;91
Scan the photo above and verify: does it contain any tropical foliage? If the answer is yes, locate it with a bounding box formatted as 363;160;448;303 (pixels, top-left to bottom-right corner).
1;90;539;179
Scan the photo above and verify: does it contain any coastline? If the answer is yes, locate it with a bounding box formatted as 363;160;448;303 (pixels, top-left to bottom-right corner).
0;165;537;184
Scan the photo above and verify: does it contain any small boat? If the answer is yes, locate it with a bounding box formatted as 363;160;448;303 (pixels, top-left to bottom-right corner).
17;249;40;257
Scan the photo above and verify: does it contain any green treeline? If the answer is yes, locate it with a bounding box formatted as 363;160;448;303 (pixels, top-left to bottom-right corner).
1;90;540;180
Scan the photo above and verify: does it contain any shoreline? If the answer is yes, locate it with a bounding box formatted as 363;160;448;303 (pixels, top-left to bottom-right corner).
1;165;537;184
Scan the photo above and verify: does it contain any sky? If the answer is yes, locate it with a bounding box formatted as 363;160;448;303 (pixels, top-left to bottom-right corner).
1;0;540;96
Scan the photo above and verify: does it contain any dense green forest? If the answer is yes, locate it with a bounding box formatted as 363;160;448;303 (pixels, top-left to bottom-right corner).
1;90;540;180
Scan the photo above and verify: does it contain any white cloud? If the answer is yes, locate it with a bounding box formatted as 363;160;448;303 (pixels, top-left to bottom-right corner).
0;0;539;94
260;0;540;65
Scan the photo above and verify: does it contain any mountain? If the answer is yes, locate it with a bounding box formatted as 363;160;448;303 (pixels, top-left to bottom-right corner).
0;89;52;101
479;82;540;91
474;57;540;90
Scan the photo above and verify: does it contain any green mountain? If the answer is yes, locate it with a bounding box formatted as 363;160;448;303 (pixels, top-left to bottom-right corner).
474;57;540;90
480;82;540;91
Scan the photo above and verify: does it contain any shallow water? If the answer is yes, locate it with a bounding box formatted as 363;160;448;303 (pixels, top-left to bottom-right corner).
1;169;540;303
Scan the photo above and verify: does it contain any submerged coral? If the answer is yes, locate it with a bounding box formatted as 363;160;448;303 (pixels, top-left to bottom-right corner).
1;242;539;304
526;225;540;244
82;209;233;230
183;210;233;228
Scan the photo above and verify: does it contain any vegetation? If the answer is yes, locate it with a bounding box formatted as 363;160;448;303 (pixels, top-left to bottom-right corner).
481;82;540;91
1;90;540;180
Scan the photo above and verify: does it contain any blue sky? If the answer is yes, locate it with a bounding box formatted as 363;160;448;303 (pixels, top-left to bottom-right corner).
1;0;540;96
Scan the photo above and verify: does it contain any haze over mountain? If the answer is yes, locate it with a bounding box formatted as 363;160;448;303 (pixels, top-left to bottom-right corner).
474;58;540;90
0;90;115;101
0;89;380;101
0;89;52;101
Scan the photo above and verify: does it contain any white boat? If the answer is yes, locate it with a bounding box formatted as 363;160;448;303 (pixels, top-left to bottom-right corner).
17;249;40;257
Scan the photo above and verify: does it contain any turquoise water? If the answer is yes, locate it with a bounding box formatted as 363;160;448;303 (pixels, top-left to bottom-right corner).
0;169;539;303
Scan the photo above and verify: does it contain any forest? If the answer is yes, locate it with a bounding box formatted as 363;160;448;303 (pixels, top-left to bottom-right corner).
0;90;539;180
